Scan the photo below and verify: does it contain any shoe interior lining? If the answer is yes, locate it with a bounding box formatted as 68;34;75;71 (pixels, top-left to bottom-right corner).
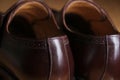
8;1;62;39
65;1;118;36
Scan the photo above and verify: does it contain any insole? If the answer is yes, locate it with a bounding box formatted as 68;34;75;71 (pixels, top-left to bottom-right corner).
9;15;62;39
64;1;118;36
65;13;94;35
8;2;62;39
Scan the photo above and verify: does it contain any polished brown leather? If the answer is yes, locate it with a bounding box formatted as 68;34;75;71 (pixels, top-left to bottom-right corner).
60;0;120;80
0;0;74;80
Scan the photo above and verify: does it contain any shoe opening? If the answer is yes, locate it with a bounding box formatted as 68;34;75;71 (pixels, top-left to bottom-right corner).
8;1;62;39
64;1;118;36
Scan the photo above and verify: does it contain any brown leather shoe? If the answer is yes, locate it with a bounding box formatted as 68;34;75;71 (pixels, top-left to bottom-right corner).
61;0;120;80
0;0;74;80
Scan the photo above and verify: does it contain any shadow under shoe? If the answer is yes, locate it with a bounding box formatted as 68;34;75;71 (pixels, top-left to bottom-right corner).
61;0;120;80
0;0;74;80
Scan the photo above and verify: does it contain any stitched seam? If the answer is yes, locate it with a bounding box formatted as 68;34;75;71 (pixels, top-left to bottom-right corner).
63;38;71;80
47;39;53;80
3;37;46;49
99;36;108;80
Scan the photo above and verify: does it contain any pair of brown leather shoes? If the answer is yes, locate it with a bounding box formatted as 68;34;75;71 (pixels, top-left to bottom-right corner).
0;0;120;80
